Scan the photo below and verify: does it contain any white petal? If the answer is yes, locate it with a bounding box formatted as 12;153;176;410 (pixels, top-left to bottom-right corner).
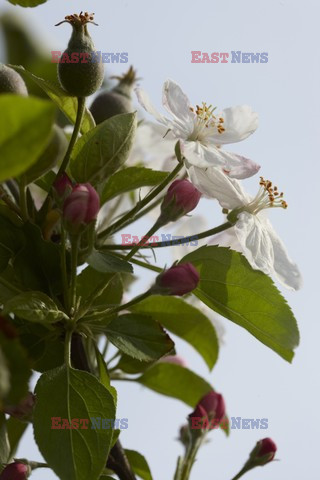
162;79;195;129
187;166;249;209
224;153;261;179
182;141;223;168
182;140;260;179
135;87;170;126
208;105;258;145
234;212;275;275
264;219;303;290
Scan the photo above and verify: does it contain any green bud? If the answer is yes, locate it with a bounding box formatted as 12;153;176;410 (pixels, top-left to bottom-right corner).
56;12;104;97
90;66;137;124
0;63;28;96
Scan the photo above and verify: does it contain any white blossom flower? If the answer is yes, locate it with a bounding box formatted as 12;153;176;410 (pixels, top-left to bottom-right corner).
188;166;302;290
136;79;260;179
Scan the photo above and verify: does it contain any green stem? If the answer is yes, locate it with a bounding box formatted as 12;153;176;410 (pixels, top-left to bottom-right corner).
57;97;86;177
230;466;251;480
89;289;152;319
125;219;164;261
0;185;21;216
178;436;203;480
101;337;110;358
100;221;233;250
69;235;80;316
29;461;49;470
19;182;28;221
64;329;73;367
104;195;164;238
98;162;183;240
113;254;162;273
60;227;69;309
5;180;20;204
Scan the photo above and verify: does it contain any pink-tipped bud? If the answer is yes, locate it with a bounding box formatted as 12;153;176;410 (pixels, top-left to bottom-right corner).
155;263;200;296
0;462;30;480
250;438;277;465
159;179;201;224
189;390;226;431
63;183;100;232
4;392;36;422
53;173;73;200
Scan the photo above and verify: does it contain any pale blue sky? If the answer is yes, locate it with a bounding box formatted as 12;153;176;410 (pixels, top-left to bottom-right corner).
1;0;319;479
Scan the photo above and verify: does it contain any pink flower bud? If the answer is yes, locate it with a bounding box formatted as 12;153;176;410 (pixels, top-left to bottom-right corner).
63;183;100;231
4;392;36;422
160;355;187;367
0;462;30;480
159;179;201;223
155;263;200;296
53;173;73;199
254;438;277;463
189;390;226;430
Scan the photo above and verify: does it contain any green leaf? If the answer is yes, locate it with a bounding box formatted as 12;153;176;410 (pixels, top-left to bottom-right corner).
10;66;95;134
88;251;133;274
0;267;24;304
0;332;31;405
21;125;68;184
33;366;116;480
181;246;299;362
130;296;219;370
6;416;28;458
19;324;65;373
0;246;11;274
101;167;169;204
13;222;63;294
106;314;175;362
137;363;212;407
77;267;123;310
0;210;24;274
7;0;47;6
0;95;55;182
125;450;153;480
95;347;117;403
115;354;151;374
70;113;137;185
4;291;67;326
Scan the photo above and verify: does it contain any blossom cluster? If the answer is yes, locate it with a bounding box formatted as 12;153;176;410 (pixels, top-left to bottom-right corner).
136;80;302;290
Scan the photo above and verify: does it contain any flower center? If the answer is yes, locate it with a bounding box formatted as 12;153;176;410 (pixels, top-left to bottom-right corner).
246;177;288;214
64;11;96;26
189;102;225;143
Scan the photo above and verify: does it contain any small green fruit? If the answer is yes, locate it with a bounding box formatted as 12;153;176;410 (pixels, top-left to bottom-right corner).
56;12;104;97
0;64;28;96
90;66;137;124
